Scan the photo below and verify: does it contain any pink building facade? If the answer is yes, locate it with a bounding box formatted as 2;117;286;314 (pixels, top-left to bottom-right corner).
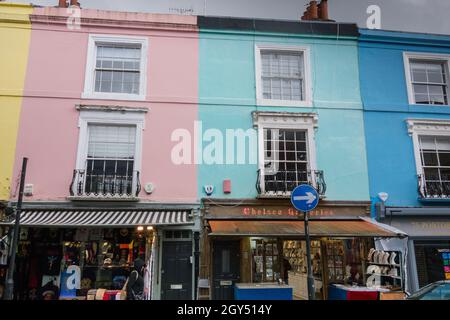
9;7;199;300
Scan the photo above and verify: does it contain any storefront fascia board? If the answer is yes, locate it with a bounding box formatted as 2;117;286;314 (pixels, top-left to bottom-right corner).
202;198;371;220
384;216;450;238
386;207;450;216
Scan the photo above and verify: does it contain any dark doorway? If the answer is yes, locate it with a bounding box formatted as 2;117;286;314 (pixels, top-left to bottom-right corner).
212;240;240;300
161;241;192;300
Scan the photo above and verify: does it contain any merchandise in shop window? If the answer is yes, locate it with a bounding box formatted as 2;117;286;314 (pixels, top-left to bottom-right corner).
365;249;403;290
74;228;89;242
19;228;29;241
89;229;103;241
63;229;75;242
0;240;8;265
439;250;450;280
41;246;62;276
117;228;131;244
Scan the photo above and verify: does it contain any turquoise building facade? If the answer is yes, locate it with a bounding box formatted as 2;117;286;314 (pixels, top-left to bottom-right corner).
198;18;369;202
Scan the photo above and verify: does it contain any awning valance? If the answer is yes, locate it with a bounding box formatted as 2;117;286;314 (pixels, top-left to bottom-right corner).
208;218;406;238
0;209;192;228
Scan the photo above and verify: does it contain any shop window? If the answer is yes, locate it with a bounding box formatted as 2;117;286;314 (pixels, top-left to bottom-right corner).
326;240;345;282
251;238;280;283
14;228;152;300
414;241;450;288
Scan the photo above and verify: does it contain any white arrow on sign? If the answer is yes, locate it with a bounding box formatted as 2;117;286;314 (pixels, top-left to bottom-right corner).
293;192;317;204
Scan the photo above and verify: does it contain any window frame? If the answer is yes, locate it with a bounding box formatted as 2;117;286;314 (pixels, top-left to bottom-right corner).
403;52;450;106
253;112;318;195
83;34;148;101
75;109;146;197
255;44;312;107
407;118;450;198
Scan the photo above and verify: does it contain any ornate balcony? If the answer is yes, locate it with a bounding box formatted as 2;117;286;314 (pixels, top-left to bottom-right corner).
256;169;326;198
69;169;141;200
418;174;450;200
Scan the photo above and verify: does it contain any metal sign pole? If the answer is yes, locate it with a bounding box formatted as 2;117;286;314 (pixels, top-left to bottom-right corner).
290;184;320;301
304;210;315;300
4;157;28;300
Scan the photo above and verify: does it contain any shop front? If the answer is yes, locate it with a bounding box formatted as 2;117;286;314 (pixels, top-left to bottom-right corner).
199;199;407;300
378;207;450;294
0;205;199;300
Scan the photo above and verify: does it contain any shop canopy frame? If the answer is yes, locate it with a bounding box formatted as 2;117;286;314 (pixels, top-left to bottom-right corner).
0;208;193;228
207;217;407;238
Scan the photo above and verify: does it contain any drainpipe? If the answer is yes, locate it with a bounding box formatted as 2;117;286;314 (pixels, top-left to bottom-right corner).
194;231;200;300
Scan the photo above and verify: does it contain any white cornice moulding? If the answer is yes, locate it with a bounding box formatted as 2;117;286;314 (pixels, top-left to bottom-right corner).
406;118;450;136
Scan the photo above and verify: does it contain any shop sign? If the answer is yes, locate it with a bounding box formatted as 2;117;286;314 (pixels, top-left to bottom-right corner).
60;265;81;298
291;184;319;212
391;219;450;237
207;204;368;219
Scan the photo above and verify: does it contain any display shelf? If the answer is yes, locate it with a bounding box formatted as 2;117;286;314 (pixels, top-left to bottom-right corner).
365;273;402;279
364;261;400;267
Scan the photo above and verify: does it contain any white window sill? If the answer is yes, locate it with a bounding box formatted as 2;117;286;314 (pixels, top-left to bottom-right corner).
256;99;312;108
82;92;146;102
409;102;450;107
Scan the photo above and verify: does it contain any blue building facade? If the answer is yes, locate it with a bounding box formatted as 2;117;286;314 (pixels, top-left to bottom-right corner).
360;28;450;293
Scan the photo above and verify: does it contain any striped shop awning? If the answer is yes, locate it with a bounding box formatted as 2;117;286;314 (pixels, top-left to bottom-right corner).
0;209;192;228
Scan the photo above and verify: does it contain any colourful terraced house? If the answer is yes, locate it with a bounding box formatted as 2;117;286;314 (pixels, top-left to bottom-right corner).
0;3;32;210
2;4;200;301
360;28;450;294
196;15;402;300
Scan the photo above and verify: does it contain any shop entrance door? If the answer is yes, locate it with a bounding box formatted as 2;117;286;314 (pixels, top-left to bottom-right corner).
212;240;240;300
161;241;192;300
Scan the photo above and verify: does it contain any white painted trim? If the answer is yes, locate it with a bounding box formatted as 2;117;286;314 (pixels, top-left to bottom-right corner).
403;52;450;106
406;118;450;179
83;34;148;101
252;111;318;194
75;109;146;196
255;44;312;107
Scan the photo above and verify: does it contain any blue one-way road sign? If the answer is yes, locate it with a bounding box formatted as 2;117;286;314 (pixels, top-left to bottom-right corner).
291;184;319;212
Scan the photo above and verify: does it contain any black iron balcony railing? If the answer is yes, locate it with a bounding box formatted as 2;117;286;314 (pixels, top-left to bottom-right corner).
256;169;326;197
418;174;450;199
70;169;141;198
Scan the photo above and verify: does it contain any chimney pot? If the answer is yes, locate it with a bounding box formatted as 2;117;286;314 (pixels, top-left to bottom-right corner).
318;0;329;20
69;0;79;7
58;0;67;7
310;1;319;20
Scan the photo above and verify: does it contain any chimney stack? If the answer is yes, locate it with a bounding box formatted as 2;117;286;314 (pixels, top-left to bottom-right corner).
58;0;67;7
301;0;332;21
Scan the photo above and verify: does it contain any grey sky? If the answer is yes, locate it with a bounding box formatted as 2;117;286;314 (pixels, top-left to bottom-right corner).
6;0;450;35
